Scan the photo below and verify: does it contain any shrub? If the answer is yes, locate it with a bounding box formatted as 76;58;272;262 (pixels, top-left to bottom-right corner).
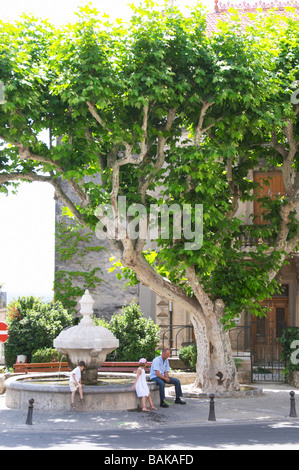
96;302;160;362
178;344;197;371
5;297;74;367
31;348;66;363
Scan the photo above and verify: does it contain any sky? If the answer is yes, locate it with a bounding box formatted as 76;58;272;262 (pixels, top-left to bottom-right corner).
0;0;216;304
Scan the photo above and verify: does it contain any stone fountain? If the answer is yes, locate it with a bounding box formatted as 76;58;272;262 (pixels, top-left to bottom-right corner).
53;290;119;385
4;291;160;411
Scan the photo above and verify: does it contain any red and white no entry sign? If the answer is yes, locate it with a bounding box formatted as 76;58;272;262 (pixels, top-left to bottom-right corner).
0;322;8;343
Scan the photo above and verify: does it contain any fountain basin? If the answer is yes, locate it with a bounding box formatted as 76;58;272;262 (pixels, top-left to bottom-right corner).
4;373;160;412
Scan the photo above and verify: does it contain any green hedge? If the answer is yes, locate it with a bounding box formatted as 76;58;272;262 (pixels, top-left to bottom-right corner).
31;348;67;363
5;297;74;367
178;344;197;371
95;302;160;362
5;298;160;367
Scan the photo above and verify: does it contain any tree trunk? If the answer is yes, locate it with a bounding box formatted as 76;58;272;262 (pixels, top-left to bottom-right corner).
191;311;240;394
121;244;240;394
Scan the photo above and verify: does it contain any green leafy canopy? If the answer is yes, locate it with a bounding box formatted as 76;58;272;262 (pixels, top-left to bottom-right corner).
0;2;298;326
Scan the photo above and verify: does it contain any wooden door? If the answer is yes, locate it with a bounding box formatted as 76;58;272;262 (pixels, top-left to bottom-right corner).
252;299;288;365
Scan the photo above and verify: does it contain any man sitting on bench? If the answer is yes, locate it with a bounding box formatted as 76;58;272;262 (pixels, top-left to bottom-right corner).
150;348;186;408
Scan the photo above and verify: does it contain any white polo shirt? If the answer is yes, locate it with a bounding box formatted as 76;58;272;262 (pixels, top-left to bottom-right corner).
150;355;170;380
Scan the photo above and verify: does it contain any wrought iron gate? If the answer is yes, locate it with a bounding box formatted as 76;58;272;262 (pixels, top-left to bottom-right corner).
251;320;286;382
162;322;287;382
229;322;287;383
161;324;194;356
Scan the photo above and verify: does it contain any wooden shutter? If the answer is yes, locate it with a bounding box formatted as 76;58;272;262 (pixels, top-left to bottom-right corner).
253;171;285;225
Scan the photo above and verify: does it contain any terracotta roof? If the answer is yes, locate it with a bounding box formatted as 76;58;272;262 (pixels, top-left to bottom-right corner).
206;0;299;34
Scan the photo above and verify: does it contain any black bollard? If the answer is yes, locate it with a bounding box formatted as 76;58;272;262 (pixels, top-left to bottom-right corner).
25;398;34;425
289;391;297;418
208;394;216;422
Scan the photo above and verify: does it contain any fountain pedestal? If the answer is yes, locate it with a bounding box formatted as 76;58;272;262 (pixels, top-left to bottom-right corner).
53;290;119;384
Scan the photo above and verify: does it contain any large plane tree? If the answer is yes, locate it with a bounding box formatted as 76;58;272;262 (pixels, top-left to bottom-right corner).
0;2;298;392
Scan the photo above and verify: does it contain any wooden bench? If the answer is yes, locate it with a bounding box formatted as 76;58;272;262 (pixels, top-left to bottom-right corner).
13;362;71;373
13;361;152;374
100;362;152;373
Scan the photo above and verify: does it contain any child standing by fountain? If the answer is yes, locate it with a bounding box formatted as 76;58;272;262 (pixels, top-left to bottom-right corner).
132;358;157;412
69;361;86;409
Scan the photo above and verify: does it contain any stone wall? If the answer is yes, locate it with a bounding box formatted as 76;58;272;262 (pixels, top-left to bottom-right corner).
0;292;7;309
55;180;138;320
0;308;6;322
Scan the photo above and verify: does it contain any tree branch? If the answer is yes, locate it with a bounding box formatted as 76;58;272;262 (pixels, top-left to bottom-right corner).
86;101;112;132
185;266;217;316
138;108;176;203
226;156;240;218
270;130;288;159
51;178;88;227
0;171;51;185
15;144;91;208
140;101;149;157
15;144;64;173
135;108;177;254
195;100;221;147
0;171;88;229
121;242;202;317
